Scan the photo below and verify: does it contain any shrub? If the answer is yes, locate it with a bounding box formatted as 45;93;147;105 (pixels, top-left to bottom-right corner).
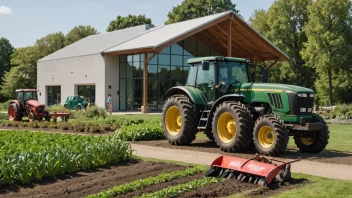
327;103;352;120
0;112;8;120
0;100;11;112
85;106;107;118
114;123;164;141
49;105;70;113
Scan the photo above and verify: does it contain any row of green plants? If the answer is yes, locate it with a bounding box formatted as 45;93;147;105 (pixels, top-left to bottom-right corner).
0;130;132;185
87;166;207;198
139;177;222;198
0;120;119;133
114;123;164;141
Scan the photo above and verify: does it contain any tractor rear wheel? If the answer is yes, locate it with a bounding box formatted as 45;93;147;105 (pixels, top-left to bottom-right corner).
253;115;288;156
212;101;252;152
162;95;197;145
204;129;215;142
8;103;22;121
294;114;329;154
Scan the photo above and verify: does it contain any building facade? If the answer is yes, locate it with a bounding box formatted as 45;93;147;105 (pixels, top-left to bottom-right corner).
37;11;289;112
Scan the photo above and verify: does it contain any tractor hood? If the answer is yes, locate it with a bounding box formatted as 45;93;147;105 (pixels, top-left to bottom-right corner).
241;83;314;94
26;100;45;107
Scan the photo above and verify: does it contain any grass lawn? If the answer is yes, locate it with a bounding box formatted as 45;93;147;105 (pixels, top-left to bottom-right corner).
137;156;352;198
197;124;352;153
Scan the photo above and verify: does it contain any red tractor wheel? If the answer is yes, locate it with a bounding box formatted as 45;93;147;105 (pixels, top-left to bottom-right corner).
8;103;22;121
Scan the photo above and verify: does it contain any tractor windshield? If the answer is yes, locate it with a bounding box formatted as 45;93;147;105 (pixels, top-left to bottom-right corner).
24;92;37;100
218;61;249;84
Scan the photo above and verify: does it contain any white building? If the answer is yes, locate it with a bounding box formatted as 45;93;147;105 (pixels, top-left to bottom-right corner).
37;11;288;112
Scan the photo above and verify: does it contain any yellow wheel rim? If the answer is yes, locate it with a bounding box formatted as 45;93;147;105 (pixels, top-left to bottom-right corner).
217;112;236;143
258;126;275;149
300;132;316;145
165;106;182;136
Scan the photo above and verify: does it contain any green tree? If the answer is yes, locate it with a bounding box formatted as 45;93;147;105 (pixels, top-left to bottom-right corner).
249;0;315;88
35;32;66;57
165;0;239;24
301;0;352;106
106;15;153;32
0;66;27;98
0;38;14;84
65;25;98;45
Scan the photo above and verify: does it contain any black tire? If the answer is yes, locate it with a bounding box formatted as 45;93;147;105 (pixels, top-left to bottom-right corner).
253;115;288;156
44;111;51;122
294;113;329;154
8;103;22;121
162;95;198;145
204;129;215;142
212;101;252;152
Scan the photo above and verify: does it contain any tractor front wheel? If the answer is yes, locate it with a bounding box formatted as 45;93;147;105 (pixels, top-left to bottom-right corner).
212;101;252;152
162;95;197;145
294;114;329;154
8;103;22;121
253;115;288;156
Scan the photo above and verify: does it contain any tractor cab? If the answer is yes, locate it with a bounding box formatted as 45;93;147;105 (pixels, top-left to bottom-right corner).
186;57;264;105
16;89;38;110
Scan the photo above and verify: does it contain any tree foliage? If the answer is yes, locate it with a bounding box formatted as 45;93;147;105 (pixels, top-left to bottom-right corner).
35;32;66;57
106;15;153;32
65;25;98;46
165;0;239;24
301;0;352;105
0;38;14;85
249;0;315;88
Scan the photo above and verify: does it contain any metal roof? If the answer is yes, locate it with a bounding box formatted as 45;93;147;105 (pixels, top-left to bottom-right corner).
38;25;151;62
187;56;248;64
103;12;229;54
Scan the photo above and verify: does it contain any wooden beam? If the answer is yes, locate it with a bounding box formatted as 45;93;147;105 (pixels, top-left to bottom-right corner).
142;53;149;113
267;60;278;69
228;18;232;57
155;13;231;52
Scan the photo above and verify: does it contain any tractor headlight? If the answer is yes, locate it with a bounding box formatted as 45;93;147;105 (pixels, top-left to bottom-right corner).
300;108;306;112
310;94;315;98
308;108;312;112
298;93;307;97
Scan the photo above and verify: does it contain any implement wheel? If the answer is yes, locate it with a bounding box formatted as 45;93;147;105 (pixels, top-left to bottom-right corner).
8;103;22;121
212;101;252;152
253;115;288;156
294;113;329;154
162;95;197;145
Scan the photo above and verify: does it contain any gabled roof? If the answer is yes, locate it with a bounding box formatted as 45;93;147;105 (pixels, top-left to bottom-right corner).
38;25;151;62
103;12;228;54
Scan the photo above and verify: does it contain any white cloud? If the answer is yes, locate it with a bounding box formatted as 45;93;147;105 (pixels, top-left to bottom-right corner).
91;3;104;8
0;6;12;14
137;4;155;9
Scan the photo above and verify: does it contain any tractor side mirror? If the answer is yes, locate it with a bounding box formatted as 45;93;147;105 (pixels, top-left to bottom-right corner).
202;61;210;71
260;68;268;83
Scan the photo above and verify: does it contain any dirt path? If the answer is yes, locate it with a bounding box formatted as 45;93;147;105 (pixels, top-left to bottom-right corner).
131;143;352;181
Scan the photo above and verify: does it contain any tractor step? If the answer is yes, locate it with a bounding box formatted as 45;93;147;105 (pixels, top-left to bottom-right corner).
200;118;208;121
197;126;207;130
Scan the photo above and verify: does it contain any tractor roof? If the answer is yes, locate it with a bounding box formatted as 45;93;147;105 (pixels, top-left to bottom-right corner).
186;56;248;65
16;89;38;92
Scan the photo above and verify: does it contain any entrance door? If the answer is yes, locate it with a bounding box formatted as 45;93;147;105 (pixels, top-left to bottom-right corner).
78;85;96;106
47;86;61;106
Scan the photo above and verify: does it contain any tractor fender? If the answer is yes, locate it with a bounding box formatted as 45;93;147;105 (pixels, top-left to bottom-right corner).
205;94;246;128
165;86;205;105
10;100;21;108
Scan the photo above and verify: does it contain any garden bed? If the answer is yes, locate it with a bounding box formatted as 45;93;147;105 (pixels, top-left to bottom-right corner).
0;160;308;198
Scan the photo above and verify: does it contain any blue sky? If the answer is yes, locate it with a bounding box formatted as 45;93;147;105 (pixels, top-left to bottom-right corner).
0;0;274;48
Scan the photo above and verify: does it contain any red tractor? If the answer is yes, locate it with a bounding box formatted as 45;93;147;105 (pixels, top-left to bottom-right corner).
8;89;67;122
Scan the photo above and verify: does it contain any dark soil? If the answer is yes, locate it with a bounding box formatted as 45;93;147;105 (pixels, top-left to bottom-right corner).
0;160;186;198
0;126;114;136
134;139;352;166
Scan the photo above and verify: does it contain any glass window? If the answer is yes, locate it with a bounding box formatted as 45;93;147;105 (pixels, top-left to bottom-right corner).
120;55;127;63
133;79;143;98
148;98;158;111
148;79;157;98
148;53;157;64
17;91;23;100
127;62;133;78
171;44;183;55
170;66;182;79
133;62;141;78
186;66;197;86
133;54;140;62
47;86;61;106
158;54;170;65
148;64;157;78
158;80;170;100
127;55;133;62
133;98;142;111
196;63;215;87
160;46;170;54
120;62;127;78
183;56;194;66
171;55;183;66
218;61;249;83
183;66;190;79
158;65;170;78
120;79;127;111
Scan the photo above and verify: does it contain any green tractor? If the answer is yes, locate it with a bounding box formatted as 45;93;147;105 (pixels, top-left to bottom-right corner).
162;56;329;156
